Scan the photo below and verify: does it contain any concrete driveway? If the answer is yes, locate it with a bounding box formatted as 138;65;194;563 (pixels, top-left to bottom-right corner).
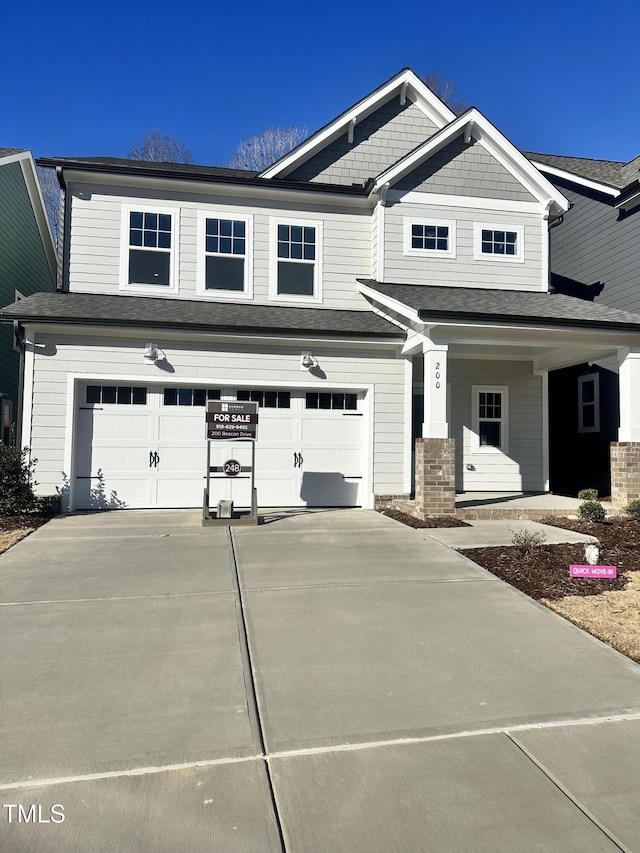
1;509;640;851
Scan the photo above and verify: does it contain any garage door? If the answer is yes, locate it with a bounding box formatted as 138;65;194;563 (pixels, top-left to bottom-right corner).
74;384;364;510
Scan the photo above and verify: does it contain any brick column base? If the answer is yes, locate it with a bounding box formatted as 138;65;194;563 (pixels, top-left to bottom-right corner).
611;442;640;507
415;437;456;517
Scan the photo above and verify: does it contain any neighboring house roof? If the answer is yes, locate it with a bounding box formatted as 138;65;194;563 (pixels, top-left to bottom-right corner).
527;151;640;210
358;280;640;332
0;147;28;157
0;292;403;339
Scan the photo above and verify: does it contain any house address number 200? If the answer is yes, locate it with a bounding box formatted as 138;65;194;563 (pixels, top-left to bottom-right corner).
434;362;441;389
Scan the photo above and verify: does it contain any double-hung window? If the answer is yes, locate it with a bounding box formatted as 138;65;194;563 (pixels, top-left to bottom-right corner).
271;219;322;301
472;386;508;452
578;373;600;433
199;212;252;297
404;218;456;258
122;206;177;292
474;224;523;262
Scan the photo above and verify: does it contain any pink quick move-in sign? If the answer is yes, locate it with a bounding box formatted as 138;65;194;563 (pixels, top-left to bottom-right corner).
570;565;617;578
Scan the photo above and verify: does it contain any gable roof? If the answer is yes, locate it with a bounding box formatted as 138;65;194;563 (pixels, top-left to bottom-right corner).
0;292;402;339
260;68;456;180
527;150;640;196
373;111;569;214
358;279;640;332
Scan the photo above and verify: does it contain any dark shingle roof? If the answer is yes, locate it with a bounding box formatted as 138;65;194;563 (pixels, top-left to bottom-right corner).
35;156;370;196
0;292;402;339
526;151;640;191
0;147;28;158
359;280;640;332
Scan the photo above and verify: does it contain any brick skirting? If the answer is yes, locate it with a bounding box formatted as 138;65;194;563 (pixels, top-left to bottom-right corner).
611;442;640;508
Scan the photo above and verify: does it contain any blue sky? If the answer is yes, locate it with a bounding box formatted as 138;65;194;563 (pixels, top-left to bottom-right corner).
3;0;638;166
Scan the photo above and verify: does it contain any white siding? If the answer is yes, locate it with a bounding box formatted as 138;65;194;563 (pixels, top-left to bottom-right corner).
448;359;543;491
67;183;373;311
28;331;406;502
385;200;545;290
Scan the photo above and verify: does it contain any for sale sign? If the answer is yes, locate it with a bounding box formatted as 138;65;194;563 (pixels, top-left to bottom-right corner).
206;401;258;441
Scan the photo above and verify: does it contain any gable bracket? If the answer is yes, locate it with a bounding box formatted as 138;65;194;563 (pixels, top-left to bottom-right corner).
399;81;409;106
347;117;357;145
464;121;475;144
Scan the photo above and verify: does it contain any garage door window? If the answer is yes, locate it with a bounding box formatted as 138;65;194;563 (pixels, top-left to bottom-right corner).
163;388;221;406
306;392;357;411
236;389;291;408
86;385;147;405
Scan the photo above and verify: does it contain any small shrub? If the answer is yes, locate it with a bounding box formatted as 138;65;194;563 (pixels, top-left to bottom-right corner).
578;488;599;502
624;499;640;520
0;445;37;515
510;527;547;555
577;500;606;522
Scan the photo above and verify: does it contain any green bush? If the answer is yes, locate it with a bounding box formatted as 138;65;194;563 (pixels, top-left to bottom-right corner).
577;500;606;522
624;499;640;520
578;488;599;502
0;445;37;515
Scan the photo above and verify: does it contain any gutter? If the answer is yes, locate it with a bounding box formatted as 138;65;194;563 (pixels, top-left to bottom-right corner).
416;308;640;334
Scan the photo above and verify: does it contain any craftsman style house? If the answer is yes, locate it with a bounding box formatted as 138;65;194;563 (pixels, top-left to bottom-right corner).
0;149;56;444
528;151;640;500
3;69;640;514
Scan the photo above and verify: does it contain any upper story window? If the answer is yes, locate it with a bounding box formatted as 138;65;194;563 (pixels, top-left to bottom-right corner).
578;373;600;433
199;212;252;298
474;224;523;262
404;218;456;259
472;386;509;452
270;219;322;302
121;206;178;293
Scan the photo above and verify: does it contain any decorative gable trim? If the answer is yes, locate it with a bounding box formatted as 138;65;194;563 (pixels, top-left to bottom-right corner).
260;69;456;180
372;110;569;216
530;160;621;198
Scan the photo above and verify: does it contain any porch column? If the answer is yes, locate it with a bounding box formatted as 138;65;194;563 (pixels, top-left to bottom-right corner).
415;338;455;516
611;347;640;507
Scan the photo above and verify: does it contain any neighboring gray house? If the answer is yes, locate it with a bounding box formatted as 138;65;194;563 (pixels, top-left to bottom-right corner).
3;69;640;515
527;152;640;497
0;149;57;444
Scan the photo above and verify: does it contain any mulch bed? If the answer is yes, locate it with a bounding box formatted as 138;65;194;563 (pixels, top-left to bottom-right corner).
464;516;640;601
381;509;471;528
0;512;56;534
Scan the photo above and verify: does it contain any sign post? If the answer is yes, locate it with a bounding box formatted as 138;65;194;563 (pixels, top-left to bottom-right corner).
203;401;260;526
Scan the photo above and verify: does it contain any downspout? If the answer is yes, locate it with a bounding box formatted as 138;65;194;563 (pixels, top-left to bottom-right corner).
55;166;69;292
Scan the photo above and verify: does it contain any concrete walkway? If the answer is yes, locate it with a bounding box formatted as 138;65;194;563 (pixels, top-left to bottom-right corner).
425;518;598;549
1;509;639;851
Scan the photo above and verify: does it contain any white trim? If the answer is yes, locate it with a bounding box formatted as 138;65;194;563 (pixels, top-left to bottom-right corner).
404;217;456;259
21;333;35;451
541;217;550;292
577;373;600;433
18;155;58;284
471;385;509;453
260;68;455;179
119;203;179;295
196;210;253;300
403;356;412;493
473;223;524;263
387;189;543;214
268;217;323;304
537;369;550;490
357;282;420;326
530;161;620;197
376;201;385;280
374;110;569;215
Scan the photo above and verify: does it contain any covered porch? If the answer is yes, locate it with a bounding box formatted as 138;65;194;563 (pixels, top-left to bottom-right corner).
359;280;640;519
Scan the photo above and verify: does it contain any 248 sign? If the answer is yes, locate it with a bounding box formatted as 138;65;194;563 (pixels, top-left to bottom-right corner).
223;460;241;477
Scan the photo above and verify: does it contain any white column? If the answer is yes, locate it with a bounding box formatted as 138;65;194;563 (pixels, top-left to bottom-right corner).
618;347;640;441
422;338;448;438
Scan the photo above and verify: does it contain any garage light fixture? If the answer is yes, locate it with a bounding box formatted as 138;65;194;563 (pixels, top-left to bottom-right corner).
144;342;159;363
300;351;317;370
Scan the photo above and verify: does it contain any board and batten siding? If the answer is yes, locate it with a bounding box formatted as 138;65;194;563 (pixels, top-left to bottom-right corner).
27;333;407;502
66;184;373;311
384;200;545;290
550;186;640;313
448;359;543;491
286;100;439;185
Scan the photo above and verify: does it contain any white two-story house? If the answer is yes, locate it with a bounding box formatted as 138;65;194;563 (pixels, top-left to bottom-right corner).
4;68;640;514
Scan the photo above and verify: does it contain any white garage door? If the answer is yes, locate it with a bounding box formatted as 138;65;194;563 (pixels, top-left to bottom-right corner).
74;384;364;510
